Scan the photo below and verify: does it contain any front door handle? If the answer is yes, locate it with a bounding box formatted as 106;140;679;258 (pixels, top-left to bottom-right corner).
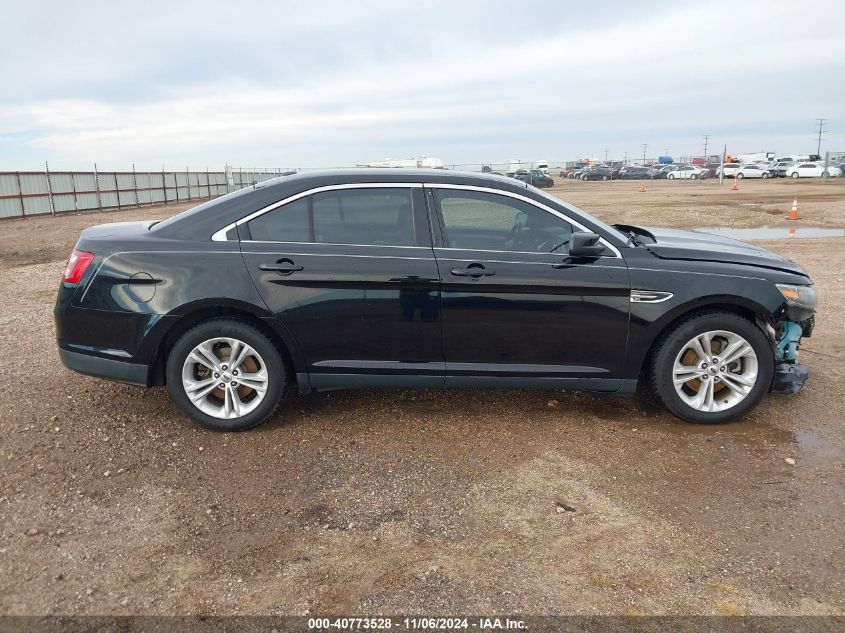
259;258;303;275
451;264;495;278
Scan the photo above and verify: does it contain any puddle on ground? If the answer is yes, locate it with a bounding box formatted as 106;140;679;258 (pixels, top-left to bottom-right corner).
695;226;844;239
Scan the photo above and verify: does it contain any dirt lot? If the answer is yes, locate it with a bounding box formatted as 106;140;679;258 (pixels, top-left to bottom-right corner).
0;179;843;616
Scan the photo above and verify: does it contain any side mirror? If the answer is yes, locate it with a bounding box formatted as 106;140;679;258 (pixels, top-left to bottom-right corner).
568;232;605;257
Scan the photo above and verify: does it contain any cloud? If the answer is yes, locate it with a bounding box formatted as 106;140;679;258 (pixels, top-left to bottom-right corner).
1;0;843;169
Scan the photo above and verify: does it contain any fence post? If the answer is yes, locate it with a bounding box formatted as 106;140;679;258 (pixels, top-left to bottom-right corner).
114;168;122;211
132;163;139;208
70;168;79;214
161;165;167;204
94;163;103;211
15;170;25;218
206;167;211;199
45;161;56;216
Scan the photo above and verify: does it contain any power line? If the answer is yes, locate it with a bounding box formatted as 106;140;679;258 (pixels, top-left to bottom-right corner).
815;118;827;156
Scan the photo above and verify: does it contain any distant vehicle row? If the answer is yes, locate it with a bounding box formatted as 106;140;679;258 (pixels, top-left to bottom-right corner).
557;160;844;181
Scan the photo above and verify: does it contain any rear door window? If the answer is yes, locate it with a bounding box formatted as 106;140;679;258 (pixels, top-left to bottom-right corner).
247;188;416;246
312;189;414;246
247;198;310;242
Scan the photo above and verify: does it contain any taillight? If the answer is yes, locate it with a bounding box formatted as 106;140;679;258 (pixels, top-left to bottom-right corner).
62;249;95;284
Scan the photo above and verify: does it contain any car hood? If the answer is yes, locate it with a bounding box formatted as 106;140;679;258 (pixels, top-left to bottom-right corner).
633;226;809;277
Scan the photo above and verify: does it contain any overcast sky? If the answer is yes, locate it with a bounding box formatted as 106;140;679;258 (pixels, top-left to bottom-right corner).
1;0;843;170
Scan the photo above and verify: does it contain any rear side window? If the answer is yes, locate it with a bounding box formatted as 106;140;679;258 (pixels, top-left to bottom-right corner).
246;188;415;246
312;189;414;246
247;198;310;242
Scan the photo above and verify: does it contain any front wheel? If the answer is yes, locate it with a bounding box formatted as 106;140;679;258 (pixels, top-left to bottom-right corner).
737;173;744;179
762;172;769;179
165;318;288;431
649;312;774;424
690;174;698;180
667;174;675;179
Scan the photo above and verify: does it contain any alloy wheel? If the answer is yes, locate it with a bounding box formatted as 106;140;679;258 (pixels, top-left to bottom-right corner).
181;337;269;419
672;330;758;413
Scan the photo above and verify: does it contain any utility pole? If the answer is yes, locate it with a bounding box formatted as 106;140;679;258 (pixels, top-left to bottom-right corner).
604;148;608;163
815;118;827;156
702;134;710;160
641;144;648;165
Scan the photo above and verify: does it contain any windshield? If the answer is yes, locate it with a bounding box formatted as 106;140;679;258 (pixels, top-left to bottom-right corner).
529;186;629;244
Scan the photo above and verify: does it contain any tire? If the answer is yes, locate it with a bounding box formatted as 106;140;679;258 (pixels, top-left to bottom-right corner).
649;311;774;424
791;172;799;179
602;175;608;181
762;172;769;179
737;173;744;179
667;174;675;180
690;174;697;180
165;318;288;431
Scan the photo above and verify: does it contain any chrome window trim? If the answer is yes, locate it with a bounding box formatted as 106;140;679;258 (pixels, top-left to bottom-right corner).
427;184;623;259
241;240;430;250
211;182;424;242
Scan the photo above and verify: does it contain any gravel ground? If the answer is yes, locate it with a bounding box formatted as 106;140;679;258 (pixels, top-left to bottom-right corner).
0;179;843;616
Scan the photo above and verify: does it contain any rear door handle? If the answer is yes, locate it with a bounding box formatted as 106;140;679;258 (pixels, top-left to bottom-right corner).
259;258;303;275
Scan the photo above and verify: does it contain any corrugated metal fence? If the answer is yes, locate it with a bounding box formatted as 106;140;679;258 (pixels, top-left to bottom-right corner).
0;166;294;219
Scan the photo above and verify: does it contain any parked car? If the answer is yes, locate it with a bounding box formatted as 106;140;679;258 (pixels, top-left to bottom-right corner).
512;169;532;185
648;165;678;179
735;164;772;179
666;165;705;180
56;169;817;430
617;166;651;180
718;163;743;178
785;163;842;178
770;161;794;178
528;169;555;188
582;166;613;181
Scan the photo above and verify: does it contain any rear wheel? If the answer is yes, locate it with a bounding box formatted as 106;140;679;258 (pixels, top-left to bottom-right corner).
650;312;773;424
166;319;287;431
791;172;800;179
690;174;698;180
737;173;745;179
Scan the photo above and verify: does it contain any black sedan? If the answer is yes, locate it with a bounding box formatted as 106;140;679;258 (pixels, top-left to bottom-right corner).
618;166;651;180
56;169;816;430
581;166;613;181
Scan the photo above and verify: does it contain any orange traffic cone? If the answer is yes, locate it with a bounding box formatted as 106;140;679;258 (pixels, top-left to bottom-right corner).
789;197;798;220
731;176;738;191
639;181;646;193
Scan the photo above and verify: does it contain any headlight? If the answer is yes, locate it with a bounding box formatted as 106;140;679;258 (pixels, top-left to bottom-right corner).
776;284;818;309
